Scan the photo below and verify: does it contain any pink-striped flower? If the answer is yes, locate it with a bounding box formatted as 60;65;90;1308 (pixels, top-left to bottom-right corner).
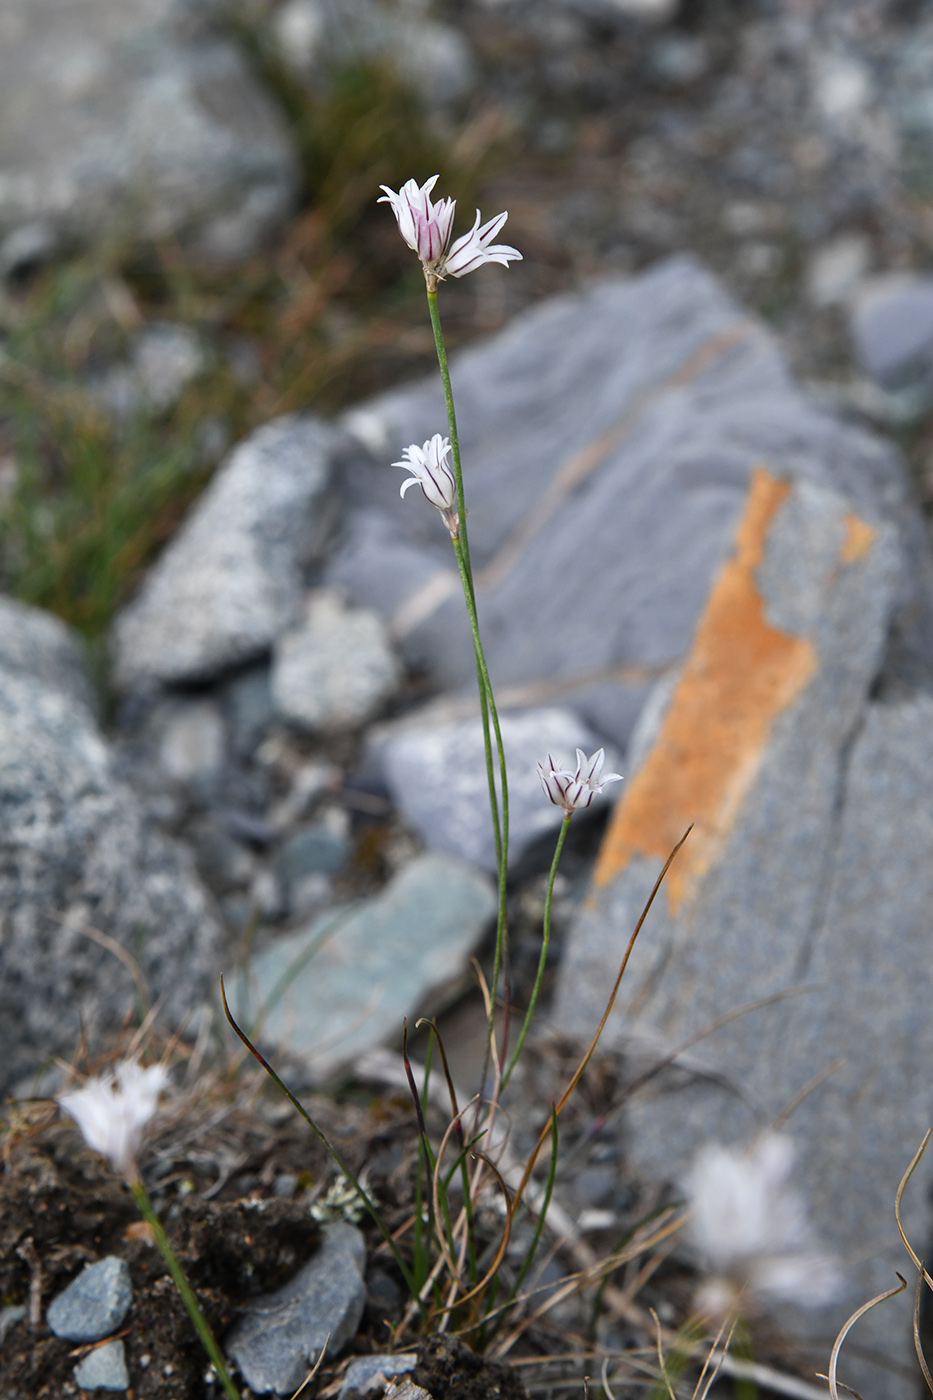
537;748;623;816
379;176;521;286
395;434;459;534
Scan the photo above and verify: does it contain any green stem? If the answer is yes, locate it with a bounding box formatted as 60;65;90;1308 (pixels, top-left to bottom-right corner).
502;814;571;1088
451;533;510;1031
130;1178;240;1400
428;285;510;1059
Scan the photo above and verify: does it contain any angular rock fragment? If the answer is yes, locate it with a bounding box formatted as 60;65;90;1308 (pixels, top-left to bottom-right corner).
236;854;496;1081
378;705;621;871
326;258;933;750
226;1222;366;1394
47;1257;132;1342
112;416;336;689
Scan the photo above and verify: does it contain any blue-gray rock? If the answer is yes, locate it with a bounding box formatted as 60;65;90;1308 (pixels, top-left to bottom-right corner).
0;1303;26;1347
47;1257;132;1343
339;1353;417;1399
0;665;223;1094
276;820;350;889
0;0;299;269
378;705;621;872
850;274;933;389
0;595;96;715
325;257;933;752
112;416;336;688
271;590;401;733
554;467;926;1395
236;853;496;1081
72;1338;130;1391
226;1222;366;1394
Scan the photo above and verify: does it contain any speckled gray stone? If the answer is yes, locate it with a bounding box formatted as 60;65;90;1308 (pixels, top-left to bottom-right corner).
554;473;930;1395
72;1338;130;1391
0;595;96;714
339;1352;417;1399
325;257;933;751
238;853;496;1081
379;705;621;872
47;1257;132;1342
226;1222;366;1394
271;590;401;732
112;416;335;688
0;0;299;267
0;667;223;1094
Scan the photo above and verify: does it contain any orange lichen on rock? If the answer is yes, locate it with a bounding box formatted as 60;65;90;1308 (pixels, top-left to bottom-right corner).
841;512;875;563
593;467;819;913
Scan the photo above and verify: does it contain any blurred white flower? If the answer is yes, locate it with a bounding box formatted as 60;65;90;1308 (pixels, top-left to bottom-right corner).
59;1059;170;1179
378;175;521;286
537;747;623;815
395;433;459;534
685;1135;843;1320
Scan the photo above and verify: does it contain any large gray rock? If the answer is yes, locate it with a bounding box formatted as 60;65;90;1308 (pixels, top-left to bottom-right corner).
226;1221;366;1394
553;468;929;1395
236;853;496;1082
0;664;224;1093
326;257;933;751
112;416;336;688
377;704;621;872
0;0;299;270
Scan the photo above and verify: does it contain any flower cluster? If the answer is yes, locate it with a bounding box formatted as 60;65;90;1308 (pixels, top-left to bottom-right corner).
59;1059;170;1179
537;748;623;816
685;1135;843;1321
379;176;521;287
395;433;459;534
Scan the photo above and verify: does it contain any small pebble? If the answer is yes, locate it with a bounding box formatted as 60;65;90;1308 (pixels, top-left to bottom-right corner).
47;1256;132;1343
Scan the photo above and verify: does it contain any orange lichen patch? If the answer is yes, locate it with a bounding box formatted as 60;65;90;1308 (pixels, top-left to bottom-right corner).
593;467;819;914
841;513;875;563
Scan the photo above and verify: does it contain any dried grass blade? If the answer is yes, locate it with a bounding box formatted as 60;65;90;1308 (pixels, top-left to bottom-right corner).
895;1129;933;1289
826;1273;906;1400
914;1271;933;1395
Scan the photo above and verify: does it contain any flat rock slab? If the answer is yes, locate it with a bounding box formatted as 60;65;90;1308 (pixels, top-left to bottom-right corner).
554;466;930;1393
236;853;496;1081
226;1221;366;1394
0;0;299;268
112;416;335;689
325;256;933;751
0;662;224;1094
377;705;621;871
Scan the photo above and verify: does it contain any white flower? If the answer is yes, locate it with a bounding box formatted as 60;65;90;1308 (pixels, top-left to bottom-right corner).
537;748;623;815
394;434;459;533
378;175;521;285
59;1059;170;1178
685;1136;843;1319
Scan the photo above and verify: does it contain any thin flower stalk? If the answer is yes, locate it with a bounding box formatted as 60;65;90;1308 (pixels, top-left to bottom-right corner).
501;813;572;1089
59;1061;241;1400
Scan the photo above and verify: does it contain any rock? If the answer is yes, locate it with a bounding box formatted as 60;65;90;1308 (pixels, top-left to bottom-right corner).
270;590;401;733
47;1257;133;1342
0;1303;27;1347
553;466;929;1393
271;0;475;111
276;816;350;887
804;232;872;308
850;273;933;389
236;853;496;1081
378;705;621;872
222;665;276;756
157;698;226;784
72;1338;130;1391
0;595;96;714
340;1353;418;1399
325;258;933;753
0;664;224;1094
226;1221;366;1394
111;415;336;689
0;0;299;266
